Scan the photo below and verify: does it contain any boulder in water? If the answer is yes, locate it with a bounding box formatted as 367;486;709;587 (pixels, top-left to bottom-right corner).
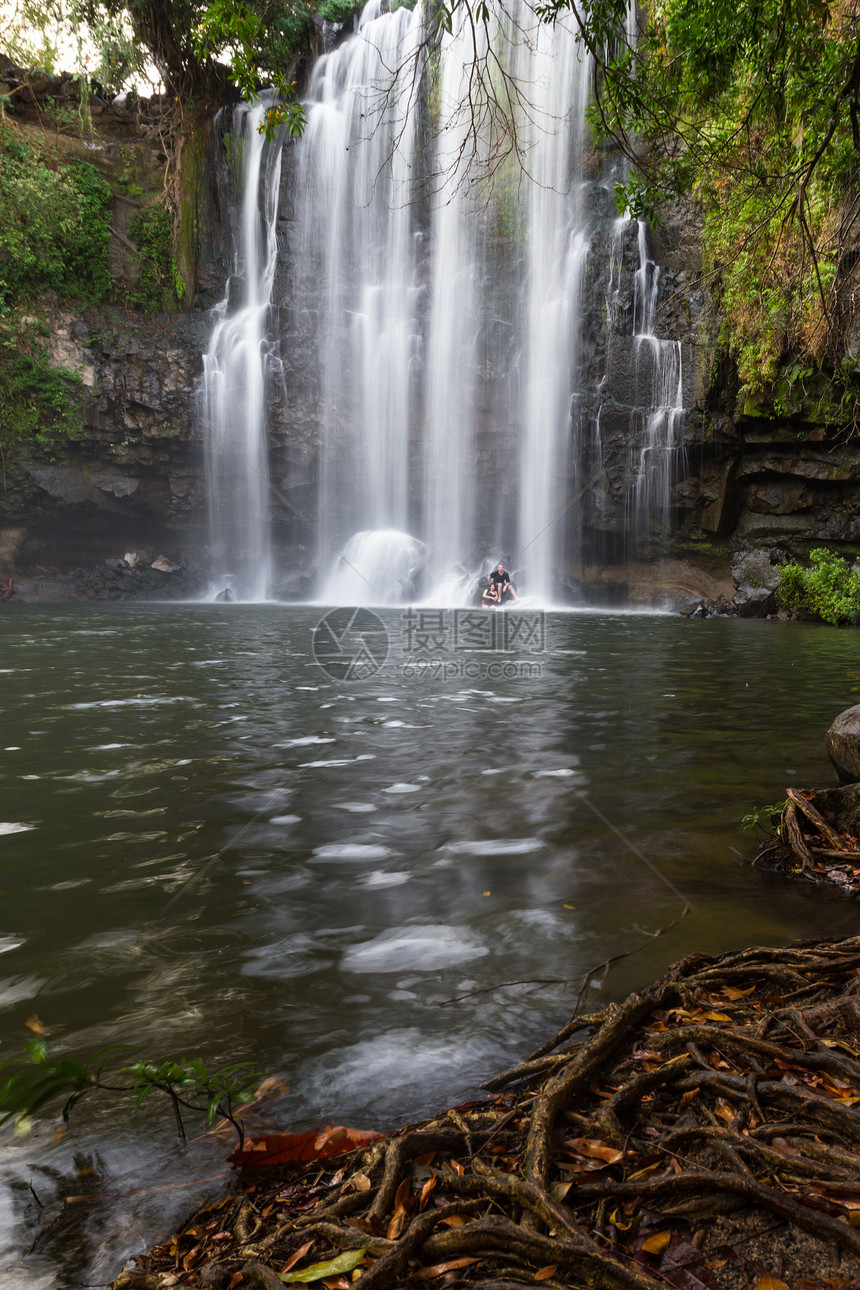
215;587;235;602
825;704;860;784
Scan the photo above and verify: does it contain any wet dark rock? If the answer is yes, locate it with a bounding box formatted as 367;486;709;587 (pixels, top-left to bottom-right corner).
807;782;860;832
681;594;736;618
680;600;708;618
731;548;780;617
825;706;860;784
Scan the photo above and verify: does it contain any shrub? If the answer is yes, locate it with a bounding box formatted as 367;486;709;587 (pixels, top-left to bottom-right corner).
0;125;113;311
776;548;860;626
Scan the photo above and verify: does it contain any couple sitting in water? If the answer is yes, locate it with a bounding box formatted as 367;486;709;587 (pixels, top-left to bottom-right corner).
480;561;518;608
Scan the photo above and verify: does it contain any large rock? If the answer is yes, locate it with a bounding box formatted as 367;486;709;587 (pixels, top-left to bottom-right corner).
731;548;779;617
825;706;860;784
805;782;860;830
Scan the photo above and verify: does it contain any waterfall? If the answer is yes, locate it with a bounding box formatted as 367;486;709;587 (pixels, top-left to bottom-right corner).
291;0;591;605
200;0;688;606
630;221;685;550
200;100;285;602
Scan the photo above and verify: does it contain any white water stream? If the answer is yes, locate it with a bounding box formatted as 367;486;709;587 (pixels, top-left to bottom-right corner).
200;99;285;602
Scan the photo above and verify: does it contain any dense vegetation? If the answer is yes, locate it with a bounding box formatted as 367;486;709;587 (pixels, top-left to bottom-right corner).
0;124;112;311
776;546;860;623
0;122;113;459
534;0;860;415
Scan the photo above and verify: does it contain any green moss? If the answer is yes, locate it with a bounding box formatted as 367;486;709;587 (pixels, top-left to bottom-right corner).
173;118;208;308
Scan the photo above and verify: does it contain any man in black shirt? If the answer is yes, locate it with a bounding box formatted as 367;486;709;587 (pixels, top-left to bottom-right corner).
489;561;517;604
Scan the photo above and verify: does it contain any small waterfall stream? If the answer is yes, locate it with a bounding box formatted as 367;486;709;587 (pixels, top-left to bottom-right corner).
631;221;685;546
200;100;285;601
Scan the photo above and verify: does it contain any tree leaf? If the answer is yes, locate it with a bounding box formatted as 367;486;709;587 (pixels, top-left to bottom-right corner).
281;1248;366;1283
231;1126;382;1168
641;1230;672;1254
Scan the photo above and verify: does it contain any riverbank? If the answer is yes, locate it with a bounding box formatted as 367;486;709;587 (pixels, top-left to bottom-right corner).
112;934;860;1290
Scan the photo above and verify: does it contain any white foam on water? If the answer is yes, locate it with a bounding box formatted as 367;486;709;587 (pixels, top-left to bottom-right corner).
311;843;394;862
359;871;411;888
335;802;378;813
276;736;336;747
382;782;421;794
0;823;34;836
342;925;489;973
447;838;545;856
270;815;301;825
0;937;25;954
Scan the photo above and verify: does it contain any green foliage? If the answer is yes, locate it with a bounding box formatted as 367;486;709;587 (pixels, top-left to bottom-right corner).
193;0;307;139
128;205;182;313
0;1;144;95
742;801;787;834
0;124;113;312
0;334;85;451
0;1039;264;1147
538;0;860;408
776;547;860;625
317;0;359;19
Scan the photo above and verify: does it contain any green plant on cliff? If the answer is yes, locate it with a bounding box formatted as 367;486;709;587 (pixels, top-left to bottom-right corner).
0;124;113;312
128;204;184;313
776;547;860;625
0;334;86;451
532;0;860;413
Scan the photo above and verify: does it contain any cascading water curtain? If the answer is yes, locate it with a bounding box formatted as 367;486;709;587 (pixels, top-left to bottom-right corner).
291;0;591;605
201;100;285;602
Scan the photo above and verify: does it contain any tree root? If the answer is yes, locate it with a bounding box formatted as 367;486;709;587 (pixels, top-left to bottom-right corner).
113;934;860;1290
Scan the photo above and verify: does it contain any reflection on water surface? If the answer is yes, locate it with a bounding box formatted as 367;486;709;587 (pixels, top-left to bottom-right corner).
1;603;858;1287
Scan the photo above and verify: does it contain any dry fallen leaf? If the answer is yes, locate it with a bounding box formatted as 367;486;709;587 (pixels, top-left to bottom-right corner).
534;1266;558;1282
280;1241;315;1276
565;1137;623;1164
416;1257;479;1278
640;1230;672;1255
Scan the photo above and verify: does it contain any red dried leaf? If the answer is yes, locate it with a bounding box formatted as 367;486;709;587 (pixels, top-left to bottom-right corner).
416;1257;479;1278
229;1126;382;1168
564;1137;623;1164
280;1241;314;1275
534;1266;558;1281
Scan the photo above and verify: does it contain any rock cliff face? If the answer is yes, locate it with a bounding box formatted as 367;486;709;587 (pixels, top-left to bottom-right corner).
1;303;209;576
3;95;859;605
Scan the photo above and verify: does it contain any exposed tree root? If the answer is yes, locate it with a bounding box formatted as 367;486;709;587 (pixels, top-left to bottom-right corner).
112;934;860;1290
756;787;860;895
